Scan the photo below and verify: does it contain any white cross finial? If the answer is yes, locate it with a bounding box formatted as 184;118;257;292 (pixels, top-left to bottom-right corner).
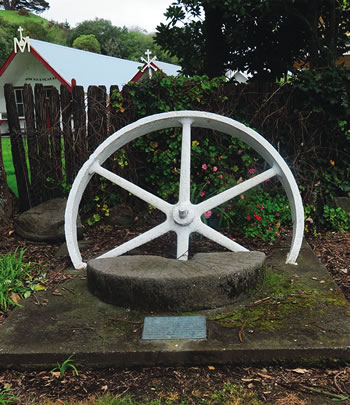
14;26;31;53
17;26;24;40
141;49;158;78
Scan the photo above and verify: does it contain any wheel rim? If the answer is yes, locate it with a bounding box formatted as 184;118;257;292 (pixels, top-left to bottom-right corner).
65;111;304;269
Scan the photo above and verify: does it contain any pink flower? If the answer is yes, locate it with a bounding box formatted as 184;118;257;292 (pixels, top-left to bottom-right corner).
249;168;256;174
265;178;270;182
255;214;262;221
268;227;273;231
217;213;221;217
206;180;211;184
276;213;280;217
260;205;264;211
256;204;259;208
213;166;218;172
240;194;244;199
202;164;207;170
204;210;212;219
200;191;206;197
219;174;223;179
247;216;251;220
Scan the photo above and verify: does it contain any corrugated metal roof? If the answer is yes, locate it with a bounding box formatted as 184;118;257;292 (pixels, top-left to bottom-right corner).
30;39;180;89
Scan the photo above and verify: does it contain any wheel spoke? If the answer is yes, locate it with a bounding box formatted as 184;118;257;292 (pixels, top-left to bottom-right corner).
92;162;172;214
196;221;248;252
176;227;191;260
178;119;193;204
98;220;171;259
197;167;277;215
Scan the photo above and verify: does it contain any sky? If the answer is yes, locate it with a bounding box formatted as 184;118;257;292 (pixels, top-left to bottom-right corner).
41;0;174;33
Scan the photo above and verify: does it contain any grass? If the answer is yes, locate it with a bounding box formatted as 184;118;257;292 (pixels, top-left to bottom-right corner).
1;137;17;196
0;248;46;311
0;10;69;45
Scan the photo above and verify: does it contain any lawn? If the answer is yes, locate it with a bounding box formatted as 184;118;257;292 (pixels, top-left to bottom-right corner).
1;137;17;197
0;10;69;45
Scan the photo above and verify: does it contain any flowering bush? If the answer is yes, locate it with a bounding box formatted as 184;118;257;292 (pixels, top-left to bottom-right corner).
234;189;292;241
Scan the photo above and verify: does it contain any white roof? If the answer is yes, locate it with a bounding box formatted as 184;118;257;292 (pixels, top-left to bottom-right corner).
30;39;180;89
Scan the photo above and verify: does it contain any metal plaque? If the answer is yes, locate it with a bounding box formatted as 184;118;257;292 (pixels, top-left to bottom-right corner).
142;315;206;340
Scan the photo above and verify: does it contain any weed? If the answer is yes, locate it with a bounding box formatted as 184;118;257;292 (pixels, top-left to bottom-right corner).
0;248;46;311
50;355;78;378
0;388;19;404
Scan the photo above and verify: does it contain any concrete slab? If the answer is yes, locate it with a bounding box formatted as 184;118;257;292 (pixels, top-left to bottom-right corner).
0;241;350;370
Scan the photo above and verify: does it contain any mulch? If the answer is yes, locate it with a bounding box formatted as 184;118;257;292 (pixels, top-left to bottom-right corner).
0;217;349;404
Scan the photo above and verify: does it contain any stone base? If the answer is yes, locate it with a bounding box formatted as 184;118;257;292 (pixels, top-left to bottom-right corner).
87;252;266;311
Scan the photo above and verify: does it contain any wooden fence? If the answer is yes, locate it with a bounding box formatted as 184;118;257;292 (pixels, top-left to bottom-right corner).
3;79;348;213
4;83;124;211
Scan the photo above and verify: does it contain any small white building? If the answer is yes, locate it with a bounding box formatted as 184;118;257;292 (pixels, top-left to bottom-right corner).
0;28;180;135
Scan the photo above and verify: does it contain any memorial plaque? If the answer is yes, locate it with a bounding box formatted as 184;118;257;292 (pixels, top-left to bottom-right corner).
142;316;206;340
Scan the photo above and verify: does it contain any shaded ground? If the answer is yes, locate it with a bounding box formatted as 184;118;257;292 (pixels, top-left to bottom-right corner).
0;217;349;404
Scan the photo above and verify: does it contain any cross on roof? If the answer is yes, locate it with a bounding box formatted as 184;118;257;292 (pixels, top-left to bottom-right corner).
141;49;158;78
14;25;30;53
17;26;24;40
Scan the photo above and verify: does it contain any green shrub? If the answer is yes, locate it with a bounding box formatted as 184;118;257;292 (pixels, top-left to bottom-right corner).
321;205;350;232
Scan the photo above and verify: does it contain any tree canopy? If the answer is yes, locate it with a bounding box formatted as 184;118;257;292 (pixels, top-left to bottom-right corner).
73;34;101;54
0;0;49;13
67;18;129;58
68;18;178;63
155;0;350;80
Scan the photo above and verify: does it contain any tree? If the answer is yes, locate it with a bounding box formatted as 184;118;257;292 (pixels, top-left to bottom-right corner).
0;0;49;13
73;34;101;53
67;18;178;63
67;19;129;58
122;30;178;63
155;0;350;80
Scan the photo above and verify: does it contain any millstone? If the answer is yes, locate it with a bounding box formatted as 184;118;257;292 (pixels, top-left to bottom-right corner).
87;252;266;311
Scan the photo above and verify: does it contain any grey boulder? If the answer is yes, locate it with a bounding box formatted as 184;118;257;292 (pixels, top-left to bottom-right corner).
15;198;84;242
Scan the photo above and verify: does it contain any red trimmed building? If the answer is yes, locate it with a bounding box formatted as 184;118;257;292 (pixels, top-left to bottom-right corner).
0;29;180;135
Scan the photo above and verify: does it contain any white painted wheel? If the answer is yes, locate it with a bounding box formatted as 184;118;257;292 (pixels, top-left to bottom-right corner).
65;111;304;270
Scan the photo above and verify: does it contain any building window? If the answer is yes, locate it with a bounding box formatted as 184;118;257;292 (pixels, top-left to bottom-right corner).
14;88;24;117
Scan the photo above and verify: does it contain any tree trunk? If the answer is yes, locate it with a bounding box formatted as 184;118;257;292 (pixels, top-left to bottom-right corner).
309;0;321;69
202;4;227;78
2;0;11;10
327;0;337;67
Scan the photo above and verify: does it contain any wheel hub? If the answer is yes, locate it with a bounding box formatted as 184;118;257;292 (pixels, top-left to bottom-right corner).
172;203;195;226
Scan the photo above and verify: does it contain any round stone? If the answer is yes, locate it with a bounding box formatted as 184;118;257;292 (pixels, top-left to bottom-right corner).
87;251;266;312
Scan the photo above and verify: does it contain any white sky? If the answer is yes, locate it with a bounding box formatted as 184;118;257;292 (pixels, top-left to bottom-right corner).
41;0;174;33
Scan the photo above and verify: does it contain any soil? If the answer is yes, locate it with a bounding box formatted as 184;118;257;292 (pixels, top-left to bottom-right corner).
0;216;349;404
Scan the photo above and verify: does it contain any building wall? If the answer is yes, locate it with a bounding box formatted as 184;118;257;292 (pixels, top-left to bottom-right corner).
0;52;62;134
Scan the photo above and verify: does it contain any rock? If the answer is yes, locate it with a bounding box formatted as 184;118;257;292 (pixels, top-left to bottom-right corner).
335;197;350;213
105;204;134;227
55;240;91;257
87;251;266;311
15;198;84;242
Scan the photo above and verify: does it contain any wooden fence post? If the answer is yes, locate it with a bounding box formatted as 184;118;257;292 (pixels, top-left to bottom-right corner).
34;84;51;200
48;86;63;195
4;83;31;211
60;85;74;185
72;85;87;178
87;85;107;153
23;84;41;206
